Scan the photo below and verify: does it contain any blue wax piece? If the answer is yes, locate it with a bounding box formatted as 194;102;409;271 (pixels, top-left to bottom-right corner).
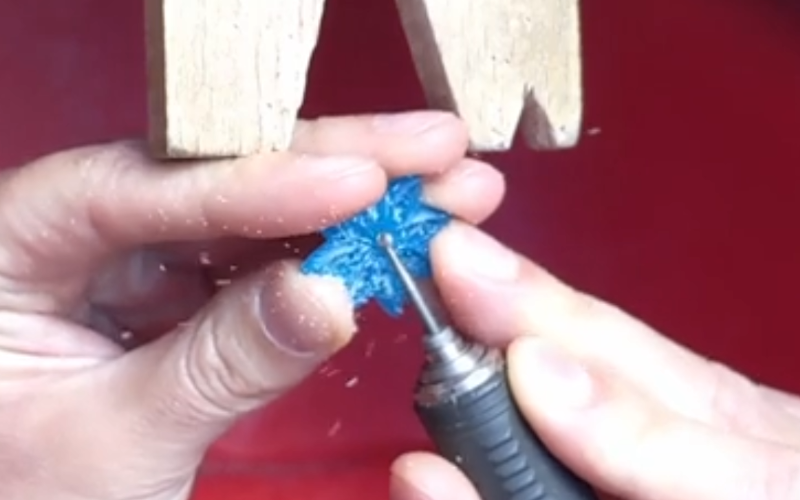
300;175;451;316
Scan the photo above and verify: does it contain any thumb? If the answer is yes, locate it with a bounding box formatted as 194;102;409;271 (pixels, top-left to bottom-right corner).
107;260;355;457
508;336;800;500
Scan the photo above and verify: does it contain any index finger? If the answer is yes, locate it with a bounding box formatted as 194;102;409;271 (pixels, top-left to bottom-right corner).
429;222;745;429
0;112;468;270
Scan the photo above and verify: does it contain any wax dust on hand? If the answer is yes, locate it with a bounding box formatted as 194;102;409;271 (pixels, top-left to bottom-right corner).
301;176;451;316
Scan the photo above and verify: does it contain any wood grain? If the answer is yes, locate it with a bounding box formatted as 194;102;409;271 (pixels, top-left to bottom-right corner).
395;0;583;151
145;0;326;158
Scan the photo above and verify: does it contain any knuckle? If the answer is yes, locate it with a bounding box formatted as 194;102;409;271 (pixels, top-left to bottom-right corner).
587;395;664;490
570;292;605;317
66;142;145;185
290;118;326;148
564;292;619;332
179;316;269;420
72;144;145;198
705;360;763;431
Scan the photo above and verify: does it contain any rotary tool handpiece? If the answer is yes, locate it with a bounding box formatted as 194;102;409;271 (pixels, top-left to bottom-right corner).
414;340;598;500
375;233;597;500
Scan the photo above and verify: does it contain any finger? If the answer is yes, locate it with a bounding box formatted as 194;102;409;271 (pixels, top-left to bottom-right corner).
390;452;480;500
507;336;800;500
292;111;468;176
431;221;707;382
153;156;503;269
1;143;382;268
85;154;503;320
431;222;800;444
423;158;506;224
0;310;122;360
761;386;800;419
102;260;355;453
0;112;467;271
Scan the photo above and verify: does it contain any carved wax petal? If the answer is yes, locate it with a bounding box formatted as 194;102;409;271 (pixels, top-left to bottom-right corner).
300;176;451;316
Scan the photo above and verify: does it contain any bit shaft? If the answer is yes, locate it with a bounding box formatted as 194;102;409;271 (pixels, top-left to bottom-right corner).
376;233;446;334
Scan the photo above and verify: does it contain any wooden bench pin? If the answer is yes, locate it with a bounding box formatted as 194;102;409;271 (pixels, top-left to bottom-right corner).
145;0;582;158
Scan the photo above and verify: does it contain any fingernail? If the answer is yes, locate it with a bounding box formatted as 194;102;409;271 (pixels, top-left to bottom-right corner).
513;338;594;409
442;223;520;281
373;111;452;135
298;155;377;181
258;264;356;356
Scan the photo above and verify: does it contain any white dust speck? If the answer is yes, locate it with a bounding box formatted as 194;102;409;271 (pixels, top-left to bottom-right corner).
283;241;302;255
214;278;232;287
120;331;134;341
198;252;212;265
345;376;359;388
587;127;601;136
364;340;376;358
275;216;285;225
229;264;238;272
318;364;341;378
297;313;317;330
327;419;342;437
158;263;167;272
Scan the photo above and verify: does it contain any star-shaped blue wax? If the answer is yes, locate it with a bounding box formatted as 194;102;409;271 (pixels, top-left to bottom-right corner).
300;175;451;316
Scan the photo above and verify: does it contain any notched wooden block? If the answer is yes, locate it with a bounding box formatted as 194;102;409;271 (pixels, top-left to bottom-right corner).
146;0;326;158
395;0;583;151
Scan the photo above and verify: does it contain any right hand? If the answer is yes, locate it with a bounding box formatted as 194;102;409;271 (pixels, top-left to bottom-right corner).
391;222;800;500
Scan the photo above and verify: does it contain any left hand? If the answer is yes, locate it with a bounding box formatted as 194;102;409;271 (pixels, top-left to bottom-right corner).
0;111;505;500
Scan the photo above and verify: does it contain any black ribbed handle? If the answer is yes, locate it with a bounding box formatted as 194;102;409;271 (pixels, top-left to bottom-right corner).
415;370;597;500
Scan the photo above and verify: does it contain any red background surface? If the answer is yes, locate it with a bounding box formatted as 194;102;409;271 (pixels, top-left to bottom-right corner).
1;0;799;499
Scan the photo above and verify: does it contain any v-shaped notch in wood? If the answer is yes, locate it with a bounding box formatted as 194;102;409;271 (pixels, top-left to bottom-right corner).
145;0;583;158
395;0;583;151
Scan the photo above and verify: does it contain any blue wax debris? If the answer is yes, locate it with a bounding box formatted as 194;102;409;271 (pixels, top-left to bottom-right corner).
300;175;451;316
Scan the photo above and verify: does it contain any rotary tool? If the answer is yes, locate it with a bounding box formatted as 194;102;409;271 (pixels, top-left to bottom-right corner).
378;233;598;500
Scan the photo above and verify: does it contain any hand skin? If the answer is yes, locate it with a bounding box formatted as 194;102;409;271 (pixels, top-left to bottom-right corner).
0;111;506;500
391;222;800;500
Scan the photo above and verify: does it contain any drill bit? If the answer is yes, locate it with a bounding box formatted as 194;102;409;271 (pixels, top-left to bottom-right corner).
376;232;446;334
